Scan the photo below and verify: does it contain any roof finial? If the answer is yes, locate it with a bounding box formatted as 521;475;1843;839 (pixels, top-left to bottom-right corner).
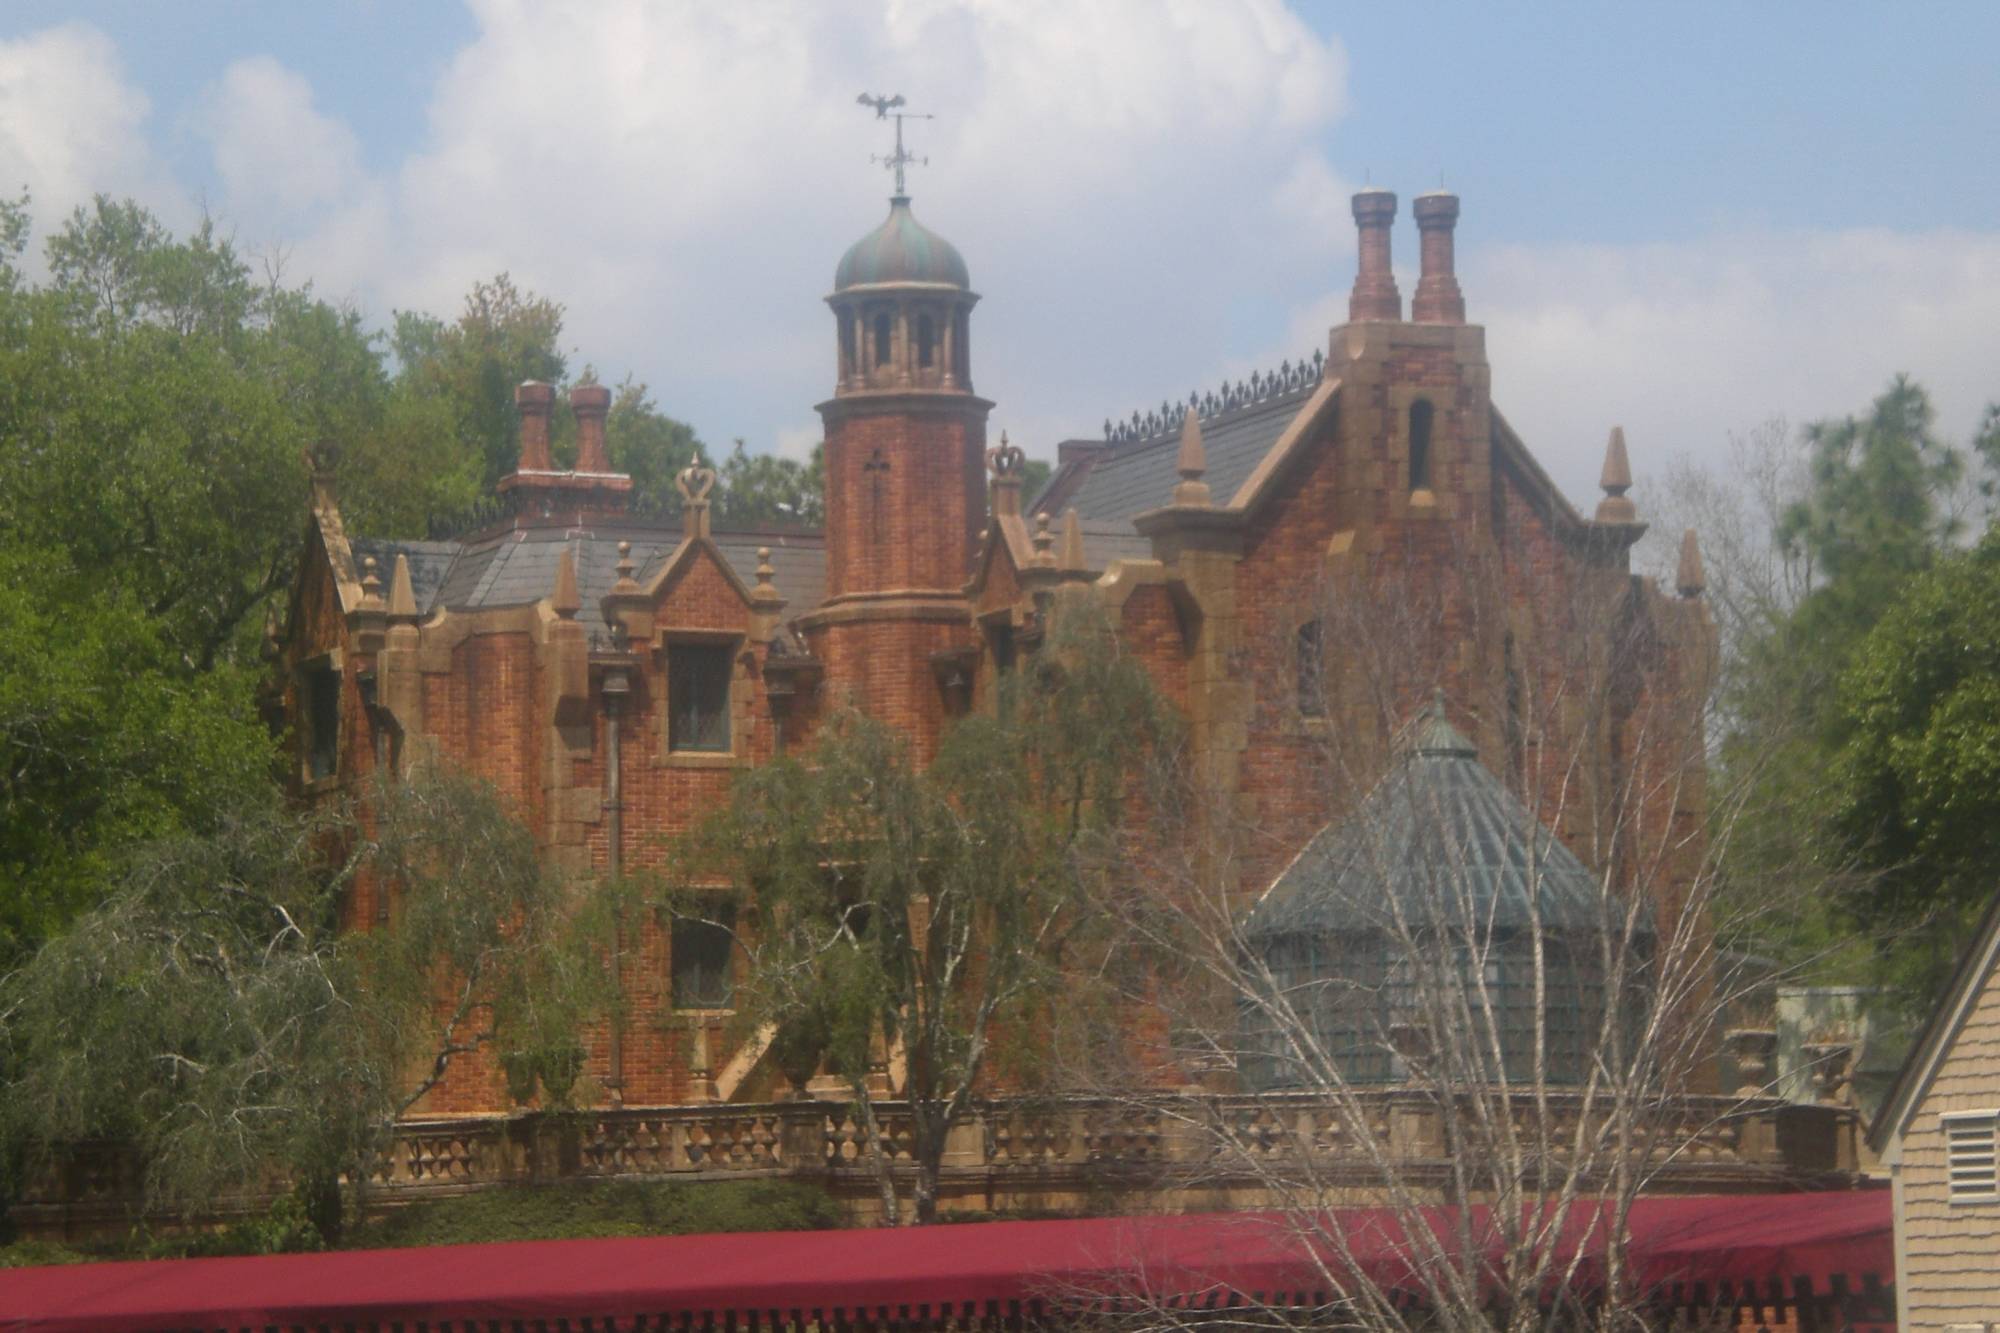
753;546;781;606
1594;426;1638;523
1032;512;1056;567
358;555;385;611
1676;528;1706;598
1173;408;1212;506
857;92;932;198
612;540;639;593
677;457;717;540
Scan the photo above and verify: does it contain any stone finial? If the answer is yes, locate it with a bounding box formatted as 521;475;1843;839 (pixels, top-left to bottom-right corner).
1348;188;1401;323
514;380;555;472
612;540;640;593
388;553;418;619
358;555;386;611
1677;528;1706;599
1173;408;1212;506
571;383;613;473
677;458;717;540
753;546;781;605
1594;426;1638;523
1411;191;1466;325
1032;512;1056;567
551;546;581;619
1058;506;1087;573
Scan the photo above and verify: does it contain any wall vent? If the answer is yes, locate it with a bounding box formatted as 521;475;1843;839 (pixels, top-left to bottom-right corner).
1943;1110;1999;1204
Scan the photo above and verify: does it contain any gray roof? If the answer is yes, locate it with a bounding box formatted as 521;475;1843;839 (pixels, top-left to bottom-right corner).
354;527;826;620
1040;386;1313;538
1244;702;1624;940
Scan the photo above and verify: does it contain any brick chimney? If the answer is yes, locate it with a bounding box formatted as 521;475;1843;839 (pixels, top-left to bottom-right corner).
1411;191;1465;324
1349;189;1401;323
515;380;555;472
572;383;612;473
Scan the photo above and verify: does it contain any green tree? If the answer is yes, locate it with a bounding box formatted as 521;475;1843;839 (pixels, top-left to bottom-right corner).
0;769;607;1229
1818;532;2000;1004
714;437;823;527
661;600;1171;1223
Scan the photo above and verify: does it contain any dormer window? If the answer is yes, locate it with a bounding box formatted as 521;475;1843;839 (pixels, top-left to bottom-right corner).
669;642;734;753
1409;399;1435;491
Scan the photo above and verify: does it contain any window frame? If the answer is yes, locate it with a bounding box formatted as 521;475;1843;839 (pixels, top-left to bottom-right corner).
665;637;740;757
670;898;739;1013
299;650;344;786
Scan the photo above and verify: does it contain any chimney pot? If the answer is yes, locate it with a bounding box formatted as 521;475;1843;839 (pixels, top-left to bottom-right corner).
515;380;555;473
1348;189;1402;323
1411;191;1466;325
571;383;612;473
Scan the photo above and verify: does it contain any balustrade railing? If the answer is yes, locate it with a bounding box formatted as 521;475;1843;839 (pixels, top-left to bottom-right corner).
10;1091;1857;1236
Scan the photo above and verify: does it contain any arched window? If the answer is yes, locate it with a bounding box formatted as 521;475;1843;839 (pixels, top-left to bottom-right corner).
873;312;892;368
916;313;935;369
1296;619;1326;717
1408;399;1435;491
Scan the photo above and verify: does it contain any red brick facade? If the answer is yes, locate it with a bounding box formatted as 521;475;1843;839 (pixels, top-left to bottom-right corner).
280;188;1716;1116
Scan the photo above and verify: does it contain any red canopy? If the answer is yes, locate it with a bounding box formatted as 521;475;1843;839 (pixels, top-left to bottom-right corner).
0;1190;1889;1332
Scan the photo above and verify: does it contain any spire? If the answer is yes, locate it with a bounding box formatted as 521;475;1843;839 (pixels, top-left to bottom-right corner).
1173;408;1212;506
1595;426;1637;523
388;554;418;619
1677;528;1706;598
551;545;581;619
1058;506;1087;573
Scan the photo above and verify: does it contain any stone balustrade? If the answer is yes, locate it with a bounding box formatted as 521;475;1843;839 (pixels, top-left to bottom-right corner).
9;1091;1863;1239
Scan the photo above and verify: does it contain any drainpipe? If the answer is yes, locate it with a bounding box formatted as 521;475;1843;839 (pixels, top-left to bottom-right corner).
601;667;631;1105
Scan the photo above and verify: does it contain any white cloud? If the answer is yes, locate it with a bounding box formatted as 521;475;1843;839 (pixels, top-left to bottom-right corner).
200;56;367;221
0;24;178;236
1466;227;2000;502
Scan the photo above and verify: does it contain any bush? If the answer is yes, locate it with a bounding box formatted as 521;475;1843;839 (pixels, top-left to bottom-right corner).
343;1178;844;1249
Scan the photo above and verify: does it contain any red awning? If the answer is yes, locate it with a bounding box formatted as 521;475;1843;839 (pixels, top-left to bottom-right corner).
0;1190;1889;1332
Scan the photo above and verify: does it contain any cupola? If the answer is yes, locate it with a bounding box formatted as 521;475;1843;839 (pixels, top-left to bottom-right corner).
829;195;978;395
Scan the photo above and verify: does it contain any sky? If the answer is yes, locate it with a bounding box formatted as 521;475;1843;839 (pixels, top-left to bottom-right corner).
2;0;1995;506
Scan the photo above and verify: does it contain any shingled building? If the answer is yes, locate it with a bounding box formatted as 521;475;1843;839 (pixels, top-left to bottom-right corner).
280;186;1717;1117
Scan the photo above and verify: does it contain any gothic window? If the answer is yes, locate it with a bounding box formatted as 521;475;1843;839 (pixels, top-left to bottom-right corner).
1503;632;1525;785
1409;399;1435;491
916;313;935;369
305;660;341;780
671;900;737;1010
873;312;892;368
669;642;733;753
1296;619;1326;717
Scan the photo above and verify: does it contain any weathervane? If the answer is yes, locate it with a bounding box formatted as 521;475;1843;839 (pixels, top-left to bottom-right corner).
856;92;932;197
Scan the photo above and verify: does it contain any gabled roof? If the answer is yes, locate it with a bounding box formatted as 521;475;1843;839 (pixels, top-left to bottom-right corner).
1244;701;1615;940
1867;887;2000;1153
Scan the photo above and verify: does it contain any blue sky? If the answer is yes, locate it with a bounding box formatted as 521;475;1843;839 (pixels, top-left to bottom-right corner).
2;1;1995;510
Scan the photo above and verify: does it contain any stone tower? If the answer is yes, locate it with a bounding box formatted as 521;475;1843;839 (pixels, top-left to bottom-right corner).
802;194;992;745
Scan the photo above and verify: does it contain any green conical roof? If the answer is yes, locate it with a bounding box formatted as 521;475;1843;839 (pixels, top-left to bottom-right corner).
834;196;970;291
1244;697;1627;940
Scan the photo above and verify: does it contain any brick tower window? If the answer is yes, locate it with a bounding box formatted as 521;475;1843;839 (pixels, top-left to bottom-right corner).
669;643;733;752
917;313;935;368
1296;620;1326;717
305;660;341;780
1409;399;1435;491
671;900;737;1010
873;312;892;368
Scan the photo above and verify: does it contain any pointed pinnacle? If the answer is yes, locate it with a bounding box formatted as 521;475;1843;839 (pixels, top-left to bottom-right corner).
1600;426;1632;495
1176;407;1206;481
1059;507;1087;573
552;546;581;619
388;553;418;619
1594;425;1637;523
1677;528;1706;598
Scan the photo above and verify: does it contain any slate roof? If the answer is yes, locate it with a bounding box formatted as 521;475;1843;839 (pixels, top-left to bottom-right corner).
1243;702;1622;940
1035;383;1316;541
351;527;825;622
